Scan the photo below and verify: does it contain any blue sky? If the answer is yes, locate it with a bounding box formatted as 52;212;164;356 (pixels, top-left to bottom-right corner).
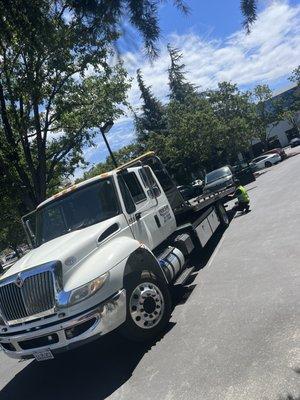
77;0;300;177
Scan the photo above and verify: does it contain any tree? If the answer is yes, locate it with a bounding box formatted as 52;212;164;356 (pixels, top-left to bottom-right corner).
167;45;196;103
0;1;131;208
241;0;258;33
164;94;221;180
251;84;281;146
0;0;261;210
290;66;300;86
206;82;255;163
135;69;166;143
0;164;26;256
0;199;26;257
81;143;142;181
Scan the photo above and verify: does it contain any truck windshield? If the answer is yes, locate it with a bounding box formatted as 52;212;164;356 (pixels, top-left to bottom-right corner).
35;179;119;246
205;167;231;184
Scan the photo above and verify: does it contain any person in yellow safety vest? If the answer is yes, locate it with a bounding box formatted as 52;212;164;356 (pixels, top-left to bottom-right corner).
233;179;250;213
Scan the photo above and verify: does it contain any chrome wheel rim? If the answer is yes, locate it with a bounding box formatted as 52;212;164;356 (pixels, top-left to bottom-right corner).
129;282;165;329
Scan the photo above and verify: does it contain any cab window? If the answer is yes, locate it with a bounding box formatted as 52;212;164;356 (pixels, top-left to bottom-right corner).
139;167;161;197
121;172;146;203
118;176;136;214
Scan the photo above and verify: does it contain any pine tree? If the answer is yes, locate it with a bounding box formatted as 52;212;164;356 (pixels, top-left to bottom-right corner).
167;45;196;102
135;69;166;142
241;0;258;34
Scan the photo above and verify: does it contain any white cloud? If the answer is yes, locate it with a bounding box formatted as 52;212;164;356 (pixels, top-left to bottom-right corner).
125;1;300;108
78;0;300;176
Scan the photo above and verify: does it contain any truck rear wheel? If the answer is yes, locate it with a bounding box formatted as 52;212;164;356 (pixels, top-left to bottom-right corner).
120;271;171;342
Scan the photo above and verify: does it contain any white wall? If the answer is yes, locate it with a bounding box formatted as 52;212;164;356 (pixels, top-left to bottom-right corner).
267;112;300;147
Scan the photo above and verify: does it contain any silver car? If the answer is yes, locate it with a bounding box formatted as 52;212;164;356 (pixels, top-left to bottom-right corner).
204;166;234;193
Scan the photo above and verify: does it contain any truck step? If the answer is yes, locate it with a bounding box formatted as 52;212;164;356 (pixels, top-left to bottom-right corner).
174;265;196;286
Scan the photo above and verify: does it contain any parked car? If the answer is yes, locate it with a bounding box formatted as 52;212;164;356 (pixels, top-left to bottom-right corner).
263;148;287;159
250;153;281;171
204;166;234;193
231;163;256;185
5;252;17;263
177;184;198;201
289;137;300;148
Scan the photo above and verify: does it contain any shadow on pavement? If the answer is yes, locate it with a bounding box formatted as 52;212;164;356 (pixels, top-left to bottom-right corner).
0;210;235;400
255;170;270;178
277;369;300;400
0;323;176;400
246;185;258;191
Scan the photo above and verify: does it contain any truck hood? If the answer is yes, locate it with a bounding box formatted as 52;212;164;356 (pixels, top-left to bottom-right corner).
1;215;129;281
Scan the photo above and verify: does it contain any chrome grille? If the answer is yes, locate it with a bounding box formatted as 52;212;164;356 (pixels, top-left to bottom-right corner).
0;271;55;324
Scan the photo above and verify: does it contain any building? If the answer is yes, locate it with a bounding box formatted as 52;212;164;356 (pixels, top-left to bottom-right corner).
266;85;300;147
250;84;300;156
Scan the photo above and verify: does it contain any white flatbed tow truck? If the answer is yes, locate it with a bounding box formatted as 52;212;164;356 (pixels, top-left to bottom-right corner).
0;152;235;361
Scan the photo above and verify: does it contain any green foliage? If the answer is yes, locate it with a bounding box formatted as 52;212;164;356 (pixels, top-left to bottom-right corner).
167;45;196;103
81;143;142;181
130;51;297;183
252;84;283;143
205;82;255;161
135;69;166;142
0;168;26;254
289;66;300;86
0;0;132;208
241;0;258;33
0;0;261;251
133;66;254;182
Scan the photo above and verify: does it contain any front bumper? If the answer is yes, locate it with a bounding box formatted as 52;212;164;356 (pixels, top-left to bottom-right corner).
0;289;126;360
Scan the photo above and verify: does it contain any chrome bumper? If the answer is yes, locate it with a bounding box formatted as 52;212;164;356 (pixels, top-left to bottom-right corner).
0;289;126;359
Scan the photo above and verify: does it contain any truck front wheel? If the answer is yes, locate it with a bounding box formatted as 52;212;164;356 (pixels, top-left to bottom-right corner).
120;271;172;342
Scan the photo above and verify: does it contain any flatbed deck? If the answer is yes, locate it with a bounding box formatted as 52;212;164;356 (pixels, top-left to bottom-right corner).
188;186;235;212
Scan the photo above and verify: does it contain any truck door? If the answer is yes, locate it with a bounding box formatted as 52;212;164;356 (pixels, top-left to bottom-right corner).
138;166;176;243
117;168;175;250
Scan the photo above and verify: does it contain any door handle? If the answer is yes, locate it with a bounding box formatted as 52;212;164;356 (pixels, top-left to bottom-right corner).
135;212;141;221
97;223;119;243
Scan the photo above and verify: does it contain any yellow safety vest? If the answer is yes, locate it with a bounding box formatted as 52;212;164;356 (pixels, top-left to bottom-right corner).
237;185;249;203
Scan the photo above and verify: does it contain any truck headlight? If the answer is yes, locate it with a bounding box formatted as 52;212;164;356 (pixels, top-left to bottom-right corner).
68;272;109;306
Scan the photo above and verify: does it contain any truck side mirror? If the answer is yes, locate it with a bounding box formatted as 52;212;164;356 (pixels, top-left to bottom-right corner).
147;186;160;199
21;210;37;249
152;186;160;198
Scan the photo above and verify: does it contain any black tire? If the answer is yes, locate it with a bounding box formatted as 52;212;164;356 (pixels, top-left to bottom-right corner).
265;161;272;168
217;203;229;227
120;271;172;342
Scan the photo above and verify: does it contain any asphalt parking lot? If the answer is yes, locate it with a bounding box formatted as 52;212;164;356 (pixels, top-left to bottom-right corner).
0;149;299;400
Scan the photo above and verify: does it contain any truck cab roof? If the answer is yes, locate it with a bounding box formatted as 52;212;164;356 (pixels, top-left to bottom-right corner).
37;152;156;210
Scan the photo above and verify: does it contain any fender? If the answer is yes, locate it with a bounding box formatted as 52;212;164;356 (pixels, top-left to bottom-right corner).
62;240;167;315
123;245;168;284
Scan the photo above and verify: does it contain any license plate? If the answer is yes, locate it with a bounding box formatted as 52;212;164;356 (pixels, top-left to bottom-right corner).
34;350;54;362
